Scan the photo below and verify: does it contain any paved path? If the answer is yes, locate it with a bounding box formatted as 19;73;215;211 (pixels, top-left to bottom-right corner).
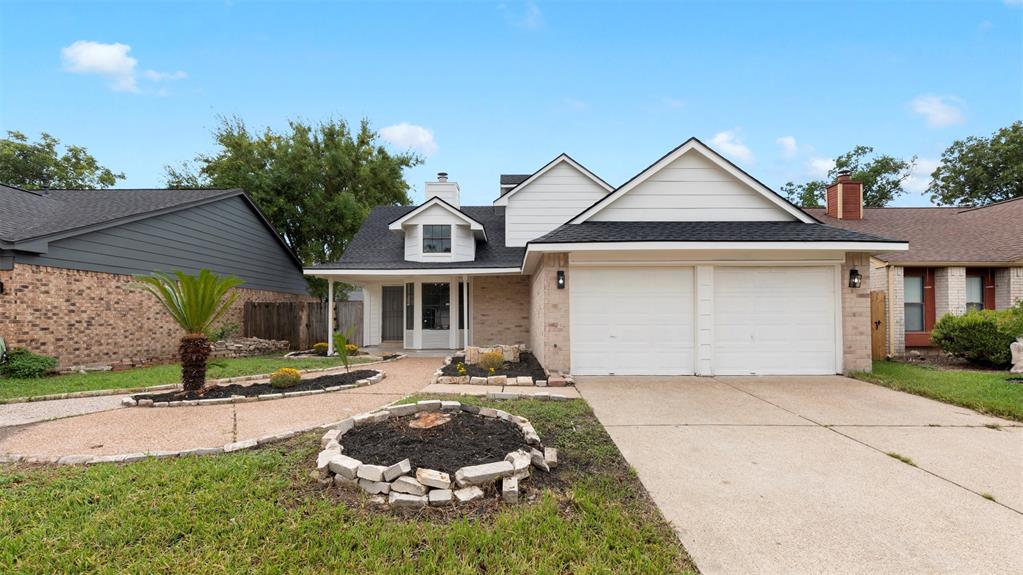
577;374;1023;575
0;395;126;428
0;357;438;457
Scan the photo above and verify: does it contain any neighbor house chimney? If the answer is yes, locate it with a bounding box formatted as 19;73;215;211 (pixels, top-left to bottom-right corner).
825;169;863;220
424;172;460;207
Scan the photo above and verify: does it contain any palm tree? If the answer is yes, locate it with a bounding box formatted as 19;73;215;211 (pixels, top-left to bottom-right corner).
134;270;244;392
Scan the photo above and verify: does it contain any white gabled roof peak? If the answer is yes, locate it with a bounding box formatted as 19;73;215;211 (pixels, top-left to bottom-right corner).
493;153;613;206
387;196;487;240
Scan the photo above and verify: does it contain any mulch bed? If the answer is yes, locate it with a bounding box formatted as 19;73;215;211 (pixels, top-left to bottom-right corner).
441;352;547;381
341;412;530;475
134;369;378;402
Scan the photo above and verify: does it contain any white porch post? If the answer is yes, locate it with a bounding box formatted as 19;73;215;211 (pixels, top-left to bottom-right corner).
448;281;458;349
462;275;469;351
326;279;335;355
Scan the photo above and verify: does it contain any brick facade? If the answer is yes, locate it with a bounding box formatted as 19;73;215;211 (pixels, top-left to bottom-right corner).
0;263;313;368
841;253;872;372
994;267;1023;310
529;253;570;373
471;275;530;347
934;266;967;320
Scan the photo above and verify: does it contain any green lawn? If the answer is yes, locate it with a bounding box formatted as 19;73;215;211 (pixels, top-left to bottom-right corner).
852;361;1023;422
0;396;697;574
0;355;376;402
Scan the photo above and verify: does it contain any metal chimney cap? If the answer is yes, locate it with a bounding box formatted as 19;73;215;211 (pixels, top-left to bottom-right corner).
437;172;448;182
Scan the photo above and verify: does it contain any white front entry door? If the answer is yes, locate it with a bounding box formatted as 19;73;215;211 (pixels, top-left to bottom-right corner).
713;266;838;375
571;267;695;375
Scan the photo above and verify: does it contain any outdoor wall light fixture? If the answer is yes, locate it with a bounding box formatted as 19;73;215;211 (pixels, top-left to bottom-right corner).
848;268;862;289
556;270;565;289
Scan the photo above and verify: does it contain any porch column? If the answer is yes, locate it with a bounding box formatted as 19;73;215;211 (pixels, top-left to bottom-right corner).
448;281;459;349
463;275;469;351
326;279;335;355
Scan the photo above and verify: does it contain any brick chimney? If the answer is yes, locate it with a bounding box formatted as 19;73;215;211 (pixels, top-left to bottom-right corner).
825;169;863;220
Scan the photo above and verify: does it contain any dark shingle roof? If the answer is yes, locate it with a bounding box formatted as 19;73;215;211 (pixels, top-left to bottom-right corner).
308;205;525;270
531;221;903;244
806;200;1023;263
500;174;530;186
0;184;239;243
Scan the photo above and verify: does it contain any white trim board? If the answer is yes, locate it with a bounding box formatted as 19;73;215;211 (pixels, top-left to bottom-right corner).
388;197;486;239
305;267;522;277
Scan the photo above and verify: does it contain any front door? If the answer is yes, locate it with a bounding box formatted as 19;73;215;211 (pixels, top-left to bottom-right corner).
381;286;404;341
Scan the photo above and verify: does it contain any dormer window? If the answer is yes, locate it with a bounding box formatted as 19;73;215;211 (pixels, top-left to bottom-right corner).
423;225;452;253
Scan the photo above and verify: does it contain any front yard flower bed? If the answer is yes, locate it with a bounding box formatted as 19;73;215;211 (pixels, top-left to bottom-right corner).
316;400;556;508
127;369;383;406
439;352;548;382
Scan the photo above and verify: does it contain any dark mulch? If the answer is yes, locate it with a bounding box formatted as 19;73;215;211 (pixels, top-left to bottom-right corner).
341;412;530;475
441;352;547;380
134;369;378;401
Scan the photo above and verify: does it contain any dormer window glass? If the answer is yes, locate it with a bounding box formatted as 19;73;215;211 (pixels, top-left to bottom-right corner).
423;225;451;253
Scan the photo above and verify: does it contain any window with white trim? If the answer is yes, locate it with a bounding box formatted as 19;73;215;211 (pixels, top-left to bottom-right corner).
422;225;451;253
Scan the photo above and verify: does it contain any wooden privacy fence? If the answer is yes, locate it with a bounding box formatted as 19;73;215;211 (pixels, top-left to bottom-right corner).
243;301;364;351
870;291;887;360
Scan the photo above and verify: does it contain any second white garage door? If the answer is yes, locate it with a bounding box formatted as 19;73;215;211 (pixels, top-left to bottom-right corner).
713;266;838;375
571;267;695;375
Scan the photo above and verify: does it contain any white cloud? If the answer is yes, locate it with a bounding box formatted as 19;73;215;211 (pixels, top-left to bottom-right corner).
563;97;587;110
61;40;186;93
808;157;835;178
61;40;139;92
909;94;965;127
499;1;544;29
1004;0;1022;6
903;158;940;194
776;136;798;158
709;129;754;163
380;123;437;155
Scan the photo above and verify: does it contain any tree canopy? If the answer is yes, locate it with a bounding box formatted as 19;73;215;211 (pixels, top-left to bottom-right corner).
165;117;421;269
927;121;1023;207
781;146;915;208
0;131;124;189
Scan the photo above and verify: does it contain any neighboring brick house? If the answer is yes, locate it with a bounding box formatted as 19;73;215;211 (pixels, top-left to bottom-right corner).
0;184;314;368
306;138;906;375
808;180;1023;356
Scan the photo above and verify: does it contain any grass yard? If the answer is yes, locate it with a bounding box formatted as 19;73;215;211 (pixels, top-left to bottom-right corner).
852;361;1023;422
0;396;697;574
0;354;377;402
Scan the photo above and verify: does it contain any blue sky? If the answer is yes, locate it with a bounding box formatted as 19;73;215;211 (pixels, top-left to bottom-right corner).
1;1;1020;207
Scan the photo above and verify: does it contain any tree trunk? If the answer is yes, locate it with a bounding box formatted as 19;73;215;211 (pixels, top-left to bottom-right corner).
180;333;211;392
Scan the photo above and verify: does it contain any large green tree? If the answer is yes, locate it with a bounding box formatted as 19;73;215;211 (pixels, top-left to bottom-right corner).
165;117;421;293
928;122;1023;206
782;146;916;208
0;131;124;189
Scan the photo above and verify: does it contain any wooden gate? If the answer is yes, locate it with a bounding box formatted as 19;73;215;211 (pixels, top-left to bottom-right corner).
870;291;887;360
243;301;364;350
335;301;364;346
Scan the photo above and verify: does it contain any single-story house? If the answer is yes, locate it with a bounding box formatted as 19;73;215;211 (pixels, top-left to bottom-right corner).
808;190;1023;356
0;184;313;368
306;138;906;376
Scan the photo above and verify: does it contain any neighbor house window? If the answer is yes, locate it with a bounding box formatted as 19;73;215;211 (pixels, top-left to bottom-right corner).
405;283;414;330
966;275;984;312
904;275;924;332
421;282;450;330
423;225;451;253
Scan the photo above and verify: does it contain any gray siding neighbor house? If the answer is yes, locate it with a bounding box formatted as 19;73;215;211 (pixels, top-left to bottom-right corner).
0;184;313;368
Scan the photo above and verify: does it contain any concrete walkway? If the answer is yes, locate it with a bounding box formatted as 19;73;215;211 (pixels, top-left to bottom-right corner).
0;357;439;457
577;374;1023;575
0;395;126;428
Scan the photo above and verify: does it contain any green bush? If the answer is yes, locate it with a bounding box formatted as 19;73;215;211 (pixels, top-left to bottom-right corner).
312;342;329;356
478;351;505;371
1;348;58;379
206;322;240;342
931;305;1023;367
269;367;302;389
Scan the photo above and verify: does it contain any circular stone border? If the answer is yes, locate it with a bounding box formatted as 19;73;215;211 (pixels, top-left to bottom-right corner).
122;370;386;408
316;400;559;509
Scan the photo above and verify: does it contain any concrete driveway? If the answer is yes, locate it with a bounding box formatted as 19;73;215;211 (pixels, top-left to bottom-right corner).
577;375;1023;575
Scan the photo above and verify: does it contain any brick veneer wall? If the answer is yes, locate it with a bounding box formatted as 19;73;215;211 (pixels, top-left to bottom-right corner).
890;266;906;356
0;263;313;369
934;266;967;321
528;253;570;373
842;253;872;372
471;275;530;347
994;267;1023;309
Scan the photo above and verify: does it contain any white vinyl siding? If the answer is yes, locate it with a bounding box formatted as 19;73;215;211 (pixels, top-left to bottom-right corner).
400;203;475;262
505;162;610;246
589;151;795;222
713;267;837;375
571;267;695;375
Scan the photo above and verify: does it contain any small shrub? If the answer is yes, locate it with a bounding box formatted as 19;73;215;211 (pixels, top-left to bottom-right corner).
1;348;58;379
333;328;355;373
312;342;329;356
456;362;467;376
479;351;505;371
206;322;240;342
345;343;359;354
931;306;1023;367
269;367;302;389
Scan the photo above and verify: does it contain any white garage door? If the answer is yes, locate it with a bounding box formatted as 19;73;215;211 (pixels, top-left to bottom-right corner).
571;267;694;375
713;267;837;375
